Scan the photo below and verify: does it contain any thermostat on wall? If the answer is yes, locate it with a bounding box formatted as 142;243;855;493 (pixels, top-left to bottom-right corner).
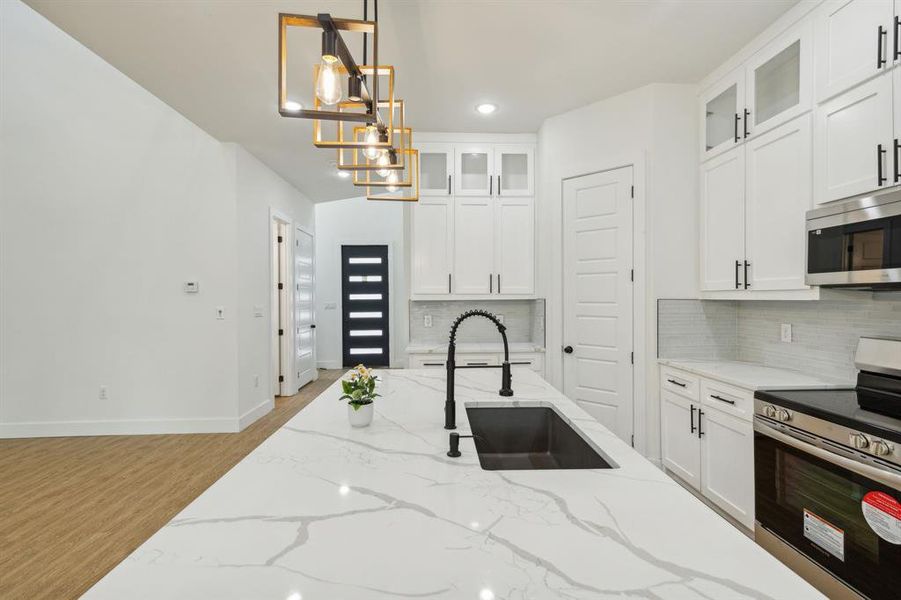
184;281;200;293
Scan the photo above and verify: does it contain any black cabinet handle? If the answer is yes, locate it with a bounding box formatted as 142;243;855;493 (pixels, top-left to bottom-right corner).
563;345;574;354
698;410;705;439
310;324;316;329
735;260;741;289
489;174;493;195
895;16;901;61
710;394;736;405
448;273;452;294
879;25;888;68
743;108;750;138
447;175;452;195
894;139;900;184
667;378;687;388
744;260;751;289
690;404;697;433
878;144;887;186
734;113;740;143
489;274;493;294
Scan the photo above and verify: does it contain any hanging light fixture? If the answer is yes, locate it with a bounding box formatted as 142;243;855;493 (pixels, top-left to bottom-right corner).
367;149;419;202
277;0;418;201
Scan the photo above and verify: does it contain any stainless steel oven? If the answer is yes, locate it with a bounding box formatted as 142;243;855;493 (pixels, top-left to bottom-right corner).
806;188;901;288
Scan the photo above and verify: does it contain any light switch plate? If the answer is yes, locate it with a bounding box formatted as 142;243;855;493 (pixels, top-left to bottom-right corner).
183;281;200;293
780;323;792;343
424;314;432;328
252;305;264;317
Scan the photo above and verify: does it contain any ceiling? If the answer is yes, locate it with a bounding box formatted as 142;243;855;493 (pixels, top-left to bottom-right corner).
25;0;798;202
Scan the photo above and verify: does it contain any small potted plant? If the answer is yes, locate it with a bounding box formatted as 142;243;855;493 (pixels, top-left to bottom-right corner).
339;364;379;427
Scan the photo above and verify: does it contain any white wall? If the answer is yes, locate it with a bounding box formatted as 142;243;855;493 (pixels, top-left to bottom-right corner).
234;145;315;423
537;83;698;461
0;0;315;437
314;197;408;369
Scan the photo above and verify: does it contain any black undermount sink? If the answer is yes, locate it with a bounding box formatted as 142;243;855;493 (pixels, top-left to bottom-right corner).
465;406;614;470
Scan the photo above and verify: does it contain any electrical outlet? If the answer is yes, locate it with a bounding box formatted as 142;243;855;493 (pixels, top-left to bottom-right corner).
497;314;505;325
99;385;108;400
252;305;264;318
780;323;792;343
216;306;225;320
424;314;432;328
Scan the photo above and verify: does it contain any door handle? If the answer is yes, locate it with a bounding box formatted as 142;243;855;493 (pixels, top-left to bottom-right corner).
310;324;316;329
878;144;887;186
743;108;750;138
733;113;740;143
690;404;697;434
878;25;888;68
697;410;705;439
744;260;751;289
735;260;741;289
563;345;574;354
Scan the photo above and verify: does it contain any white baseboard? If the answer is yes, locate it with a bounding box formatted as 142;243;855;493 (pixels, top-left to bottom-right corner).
0;415;239;439
317;360;343;369
238;398;274;431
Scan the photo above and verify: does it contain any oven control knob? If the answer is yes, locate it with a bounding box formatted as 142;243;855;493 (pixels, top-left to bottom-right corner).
850;433;870;450
871;440;893;457
776;408;792;422
763;405;777;419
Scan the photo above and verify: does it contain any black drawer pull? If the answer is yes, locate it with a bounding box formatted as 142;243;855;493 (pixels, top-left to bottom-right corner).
710;394;736;405
466;362;489;366
423;362;444;366
667;379;687;388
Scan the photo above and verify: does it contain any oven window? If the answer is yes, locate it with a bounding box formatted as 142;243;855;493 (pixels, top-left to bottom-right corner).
755;431;901;600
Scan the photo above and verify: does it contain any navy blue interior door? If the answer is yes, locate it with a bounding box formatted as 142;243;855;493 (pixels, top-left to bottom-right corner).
341;245;389;367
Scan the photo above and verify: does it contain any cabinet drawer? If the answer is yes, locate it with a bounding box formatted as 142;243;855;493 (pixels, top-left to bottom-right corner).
661;367;700;401
700;379;753;422
458;353;499;367
508;352;543;373
408;354;446;368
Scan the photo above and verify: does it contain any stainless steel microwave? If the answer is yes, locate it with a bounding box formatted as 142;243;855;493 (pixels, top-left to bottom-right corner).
806;188;901;289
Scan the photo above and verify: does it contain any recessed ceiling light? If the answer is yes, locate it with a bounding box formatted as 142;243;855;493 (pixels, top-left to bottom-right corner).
336;170;351;179
284;100;303;112
476;103;497;115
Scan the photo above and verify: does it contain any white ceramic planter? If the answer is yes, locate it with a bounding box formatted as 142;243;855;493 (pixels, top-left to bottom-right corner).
348;402;374;427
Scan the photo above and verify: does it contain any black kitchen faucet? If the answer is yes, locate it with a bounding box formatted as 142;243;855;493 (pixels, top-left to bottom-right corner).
445;310;513;430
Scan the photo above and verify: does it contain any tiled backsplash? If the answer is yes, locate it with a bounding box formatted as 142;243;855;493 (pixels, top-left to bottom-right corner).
409;299;545;345
658;292;901;381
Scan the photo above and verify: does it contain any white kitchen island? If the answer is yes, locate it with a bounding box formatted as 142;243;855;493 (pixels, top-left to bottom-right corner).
84;369;824;599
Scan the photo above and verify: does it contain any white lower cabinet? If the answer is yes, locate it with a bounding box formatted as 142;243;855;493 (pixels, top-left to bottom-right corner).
660;366;755;531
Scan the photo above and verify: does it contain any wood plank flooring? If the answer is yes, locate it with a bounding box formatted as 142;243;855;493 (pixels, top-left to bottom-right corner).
0;369;342;599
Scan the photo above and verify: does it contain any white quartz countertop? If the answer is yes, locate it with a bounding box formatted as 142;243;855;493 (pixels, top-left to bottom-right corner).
658;359;853;390
85;369;824;599
407;341;545;354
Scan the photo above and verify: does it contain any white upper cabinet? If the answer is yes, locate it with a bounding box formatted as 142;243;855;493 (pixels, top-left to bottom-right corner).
814;0;895;103
494;196;535;295
700;147;746;291
745;21;813;137
454;145;494;196
700;67;745;160
494;145;535;197
453;196;494;294
411;197;453;295
745;114;812;290
418;143;454;197
814;72;894;204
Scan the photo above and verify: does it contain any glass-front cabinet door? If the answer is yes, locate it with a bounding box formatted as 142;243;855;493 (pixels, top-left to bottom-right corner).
454;145;493;196
494;145;534;196
700;66;745;160
745;21;812;138
418;143;454;197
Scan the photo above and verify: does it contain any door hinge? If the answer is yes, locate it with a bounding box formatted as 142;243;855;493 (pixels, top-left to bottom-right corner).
278;375;284;383
277;235;283;243
630;269;634;282
278;328;284;336
631;434;635;447
278;282;284;290
630;351;634;364
630;185;634;198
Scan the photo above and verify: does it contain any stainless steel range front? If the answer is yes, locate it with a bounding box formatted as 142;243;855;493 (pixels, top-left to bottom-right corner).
754;338;901;600
806;188;901;289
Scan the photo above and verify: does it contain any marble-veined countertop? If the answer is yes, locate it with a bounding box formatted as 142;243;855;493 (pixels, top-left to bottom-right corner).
658;359;852;390
84;369;824;599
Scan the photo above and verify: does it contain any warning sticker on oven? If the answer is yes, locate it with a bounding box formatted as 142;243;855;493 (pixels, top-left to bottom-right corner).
803;508;845;561
862;491;901;545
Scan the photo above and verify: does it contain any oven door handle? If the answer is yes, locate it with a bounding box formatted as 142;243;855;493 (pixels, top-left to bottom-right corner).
754;418;901;490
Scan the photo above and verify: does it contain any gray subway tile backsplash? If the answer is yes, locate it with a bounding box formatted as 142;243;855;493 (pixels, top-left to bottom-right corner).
409;299;545;345
658;291;901;382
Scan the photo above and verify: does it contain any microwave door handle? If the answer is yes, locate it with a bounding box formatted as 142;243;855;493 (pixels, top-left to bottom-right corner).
754;418;901;490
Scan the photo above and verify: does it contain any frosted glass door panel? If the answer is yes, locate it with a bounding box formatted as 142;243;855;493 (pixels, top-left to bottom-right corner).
754;41;801;125
454;146;493;196
495;144;535;196
418;143;453;196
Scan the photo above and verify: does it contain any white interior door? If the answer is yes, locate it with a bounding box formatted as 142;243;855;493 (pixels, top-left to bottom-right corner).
294;226;316;389
273;221;290;397
562;167;633;444
700;147;746;291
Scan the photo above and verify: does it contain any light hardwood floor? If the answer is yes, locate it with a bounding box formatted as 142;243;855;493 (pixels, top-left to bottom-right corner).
0;369;343;600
